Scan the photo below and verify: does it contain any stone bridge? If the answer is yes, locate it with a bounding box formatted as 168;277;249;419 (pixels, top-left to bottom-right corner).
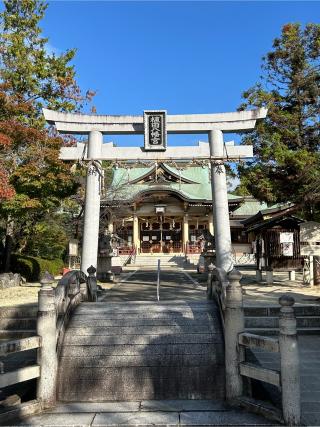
0;266;300;426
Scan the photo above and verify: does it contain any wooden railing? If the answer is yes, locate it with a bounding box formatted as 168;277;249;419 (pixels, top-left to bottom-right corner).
185;243;202;254
140;242;183;254
0;266;98;420
118;245;134;255
207;267;301;426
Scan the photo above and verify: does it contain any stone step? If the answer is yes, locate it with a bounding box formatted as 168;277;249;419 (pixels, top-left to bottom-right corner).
245;316;320;328
60;342;222;357
58;366;225;401
133;257;184;260
73;309;215;317
133;257;185;266
63;333;221;345
64;325;219;335
67;319;218;329
77;302;215;313
80;300;213;304
244;305;320;317
133;260;184;263
77;303;215;310
0;318;37;330
59;353;222;368
133;264;184;267
134;255;185;259
71;311;216;320
0;306;38;318
0;306;37;339
132;265;184;268
0;329;37;339
245;327;320;336
58;299;225;402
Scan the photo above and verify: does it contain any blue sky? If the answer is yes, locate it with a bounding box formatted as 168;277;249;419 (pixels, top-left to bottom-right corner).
41;1;319;147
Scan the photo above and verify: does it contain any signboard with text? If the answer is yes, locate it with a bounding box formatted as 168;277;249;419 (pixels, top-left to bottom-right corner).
144;110;167;151
300;221;320;256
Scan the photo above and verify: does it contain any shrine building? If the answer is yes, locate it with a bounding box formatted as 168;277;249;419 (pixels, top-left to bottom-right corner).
101;156;270;257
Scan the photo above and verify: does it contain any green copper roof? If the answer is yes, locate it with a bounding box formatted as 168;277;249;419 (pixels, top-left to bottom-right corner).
107;165;243;203
231;200;270;216
231;199;285;217
164;165;206;183
112;166;153;185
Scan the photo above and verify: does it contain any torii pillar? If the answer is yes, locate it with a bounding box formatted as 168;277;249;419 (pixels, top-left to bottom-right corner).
209;130;232;272
81;131;102;274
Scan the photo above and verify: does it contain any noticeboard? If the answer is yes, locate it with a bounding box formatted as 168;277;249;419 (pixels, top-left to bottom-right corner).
300;221;320;256
69;239;79;256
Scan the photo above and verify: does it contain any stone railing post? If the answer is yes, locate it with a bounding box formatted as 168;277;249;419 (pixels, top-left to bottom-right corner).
279;295;301;426
207;263;214;299
37;273;57;409
87;265;97;302
67;275;79;298
225;269;244;402
80;277;88;301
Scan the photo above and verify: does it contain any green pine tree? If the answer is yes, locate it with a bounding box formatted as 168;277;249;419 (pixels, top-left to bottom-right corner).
238;23;320;220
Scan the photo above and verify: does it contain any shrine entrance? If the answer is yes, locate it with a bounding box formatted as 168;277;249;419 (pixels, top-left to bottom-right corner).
140;218;182;254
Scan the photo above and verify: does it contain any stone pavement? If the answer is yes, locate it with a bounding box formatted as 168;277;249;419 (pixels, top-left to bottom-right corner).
7;400;278;426
100;269;206;302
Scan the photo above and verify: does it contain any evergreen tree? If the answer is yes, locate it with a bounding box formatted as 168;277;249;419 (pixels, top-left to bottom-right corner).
0;0;93;126
0;0;92;270
238;23;320;219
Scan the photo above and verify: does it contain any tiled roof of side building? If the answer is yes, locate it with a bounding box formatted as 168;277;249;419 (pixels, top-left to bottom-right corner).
231;199;272;217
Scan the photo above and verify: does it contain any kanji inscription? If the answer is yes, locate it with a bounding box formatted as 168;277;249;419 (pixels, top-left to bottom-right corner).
144;110;167;151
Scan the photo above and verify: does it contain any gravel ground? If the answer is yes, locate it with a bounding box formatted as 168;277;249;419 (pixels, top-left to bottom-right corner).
0;283;42;307
0;279;115;307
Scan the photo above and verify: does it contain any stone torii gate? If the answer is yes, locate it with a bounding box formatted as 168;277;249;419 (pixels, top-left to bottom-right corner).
43;108;267;274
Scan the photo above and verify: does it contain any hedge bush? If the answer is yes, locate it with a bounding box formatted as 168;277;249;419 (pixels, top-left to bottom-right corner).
10;254;65;282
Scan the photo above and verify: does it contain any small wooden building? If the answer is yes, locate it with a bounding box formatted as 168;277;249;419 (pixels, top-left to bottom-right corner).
244;214;305;271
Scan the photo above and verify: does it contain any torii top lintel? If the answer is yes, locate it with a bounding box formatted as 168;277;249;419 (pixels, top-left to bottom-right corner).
43;108;267;135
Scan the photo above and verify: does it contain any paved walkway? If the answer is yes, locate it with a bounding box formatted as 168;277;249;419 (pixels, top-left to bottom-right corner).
8;400;277;426
100;269;206;302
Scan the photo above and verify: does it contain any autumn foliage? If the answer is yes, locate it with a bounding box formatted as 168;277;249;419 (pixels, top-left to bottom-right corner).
0;1;93;269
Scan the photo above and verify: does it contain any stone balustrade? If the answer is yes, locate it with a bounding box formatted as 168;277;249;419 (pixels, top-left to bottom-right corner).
209;267;301;426
0;266;98;421
36;266;97;408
